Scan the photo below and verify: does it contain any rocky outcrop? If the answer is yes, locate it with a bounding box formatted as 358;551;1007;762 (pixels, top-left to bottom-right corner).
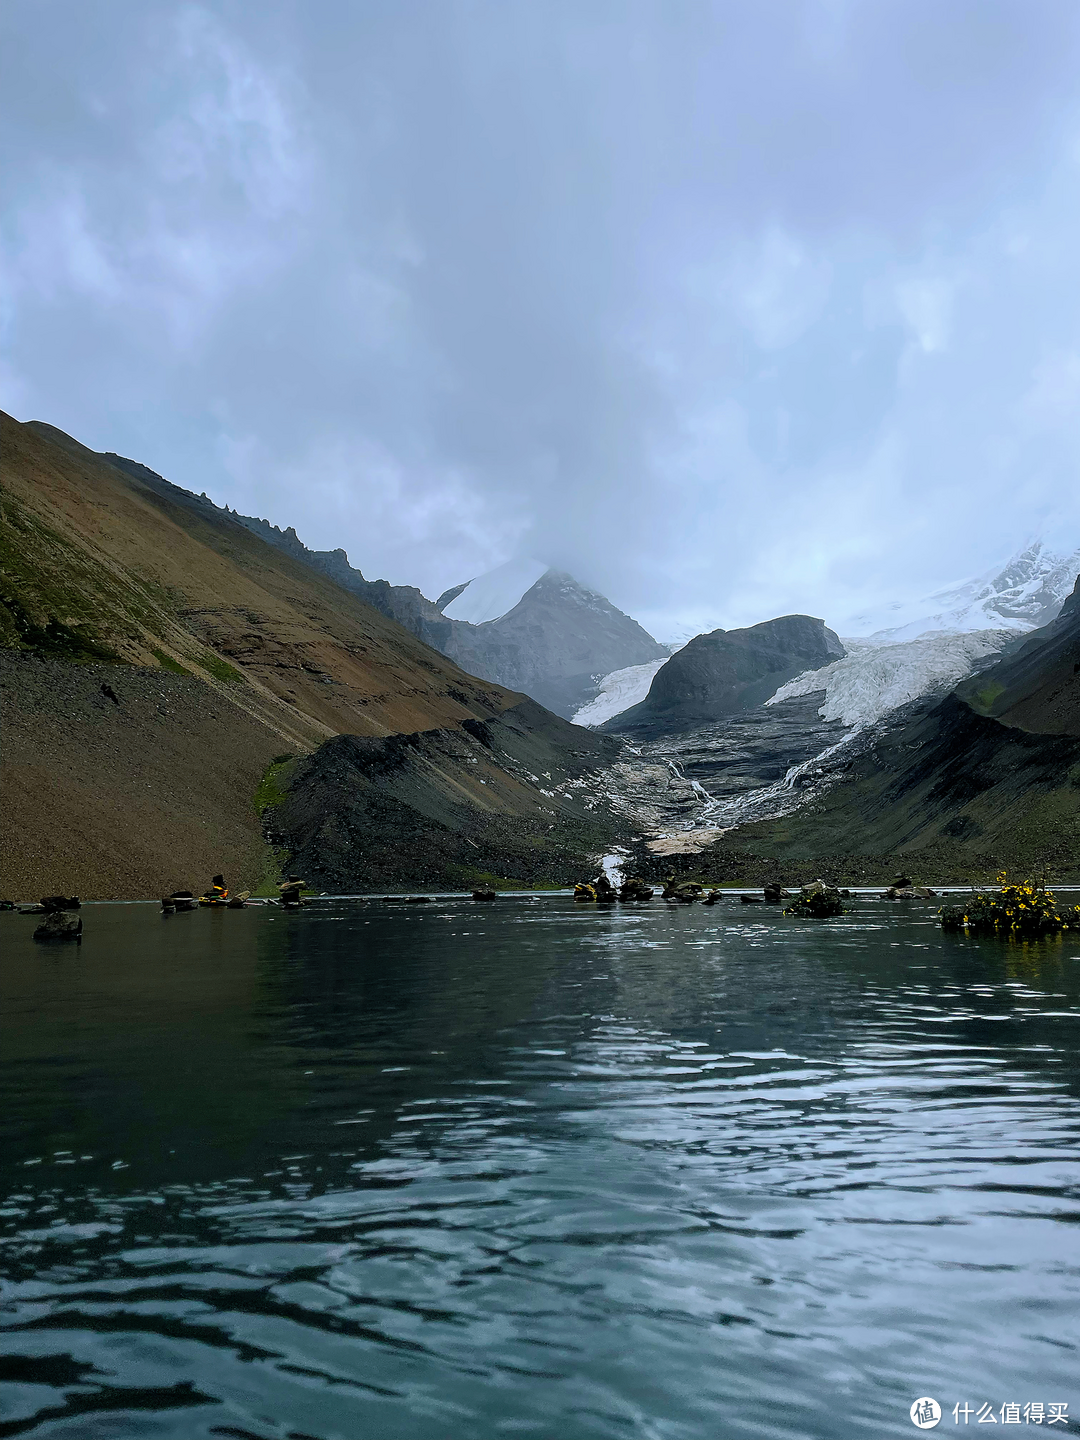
605;614;845;737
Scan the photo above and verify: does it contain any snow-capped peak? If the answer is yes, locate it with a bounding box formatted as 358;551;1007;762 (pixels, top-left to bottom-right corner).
842;540;1080;643
440;557;549;625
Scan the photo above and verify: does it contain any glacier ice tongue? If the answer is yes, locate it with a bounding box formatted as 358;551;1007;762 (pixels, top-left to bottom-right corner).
766;629;1011;729
572;657;673;727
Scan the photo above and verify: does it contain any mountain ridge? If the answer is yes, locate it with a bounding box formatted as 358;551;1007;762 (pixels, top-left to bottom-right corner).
222;507;666;718
1;413;629;896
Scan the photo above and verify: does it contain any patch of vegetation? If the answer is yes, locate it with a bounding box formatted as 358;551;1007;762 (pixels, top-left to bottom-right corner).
152;648;188;675
940;872;1080;936
252;845;291;897
784;882;847;918
967;680;1006;715
0;592;123;664
0;495;177;660
254;756;296;816
199;651;244;684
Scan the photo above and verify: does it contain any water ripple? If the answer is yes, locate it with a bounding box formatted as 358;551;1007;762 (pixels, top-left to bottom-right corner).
2;898;1079;1438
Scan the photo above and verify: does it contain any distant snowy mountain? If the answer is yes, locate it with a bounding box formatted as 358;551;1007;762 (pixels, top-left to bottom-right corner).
438;557;548;624
588;541;1080;736
843;541;1080;643
440;568;667;717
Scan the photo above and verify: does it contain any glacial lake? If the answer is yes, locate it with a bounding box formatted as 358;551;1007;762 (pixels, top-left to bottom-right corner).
2;896;1078;1439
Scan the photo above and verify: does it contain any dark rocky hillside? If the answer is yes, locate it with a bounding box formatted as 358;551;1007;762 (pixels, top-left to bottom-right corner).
607;615;845;737
270;697;624;891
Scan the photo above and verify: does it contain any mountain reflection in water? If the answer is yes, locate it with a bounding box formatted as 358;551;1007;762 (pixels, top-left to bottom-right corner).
1;898;1078;1439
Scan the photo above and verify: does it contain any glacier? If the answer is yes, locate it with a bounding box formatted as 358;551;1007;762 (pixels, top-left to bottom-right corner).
766;629;1012;729
769;540;1080;730
440;557;549;625
594;538;1080;840
571;657;672;728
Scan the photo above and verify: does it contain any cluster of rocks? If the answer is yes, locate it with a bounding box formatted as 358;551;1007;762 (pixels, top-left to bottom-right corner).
620;877;655;900
574;875;656;903
881;875;937;899
30;895;83;942
783;880;848;918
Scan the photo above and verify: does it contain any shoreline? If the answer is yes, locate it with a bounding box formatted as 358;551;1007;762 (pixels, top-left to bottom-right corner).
10;884;1080;906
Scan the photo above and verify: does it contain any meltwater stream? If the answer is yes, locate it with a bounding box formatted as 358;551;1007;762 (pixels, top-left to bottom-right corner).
1;898;1078;1439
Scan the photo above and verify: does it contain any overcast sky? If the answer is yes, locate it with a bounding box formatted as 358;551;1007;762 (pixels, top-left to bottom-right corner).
4;1;1080;639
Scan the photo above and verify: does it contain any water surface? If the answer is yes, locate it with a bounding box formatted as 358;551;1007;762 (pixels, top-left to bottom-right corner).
2;897;1078;1438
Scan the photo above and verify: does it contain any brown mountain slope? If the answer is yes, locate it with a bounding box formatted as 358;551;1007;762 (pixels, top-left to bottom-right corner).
1;651;289;899
1;414;624;897
5;413;514;743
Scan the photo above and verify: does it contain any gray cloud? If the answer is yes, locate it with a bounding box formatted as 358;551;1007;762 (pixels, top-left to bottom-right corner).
4;0;1080;638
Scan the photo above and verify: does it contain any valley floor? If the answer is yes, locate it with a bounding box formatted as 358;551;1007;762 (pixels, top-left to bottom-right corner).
594;694;1080;887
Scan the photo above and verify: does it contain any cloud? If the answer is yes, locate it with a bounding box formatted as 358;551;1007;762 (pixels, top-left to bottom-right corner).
896;277;954;354
3;0;1080;637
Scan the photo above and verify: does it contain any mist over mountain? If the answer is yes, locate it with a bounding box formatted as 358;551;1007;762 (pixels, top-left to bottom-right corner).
7;4;1080;640
227;509;666;718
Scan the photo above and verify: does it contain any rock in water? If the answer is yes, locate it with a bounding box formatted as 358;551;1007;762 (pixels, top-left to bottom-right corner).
785;880;846;919
34;910;82;942
661;877;703;902
618;877;654;901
